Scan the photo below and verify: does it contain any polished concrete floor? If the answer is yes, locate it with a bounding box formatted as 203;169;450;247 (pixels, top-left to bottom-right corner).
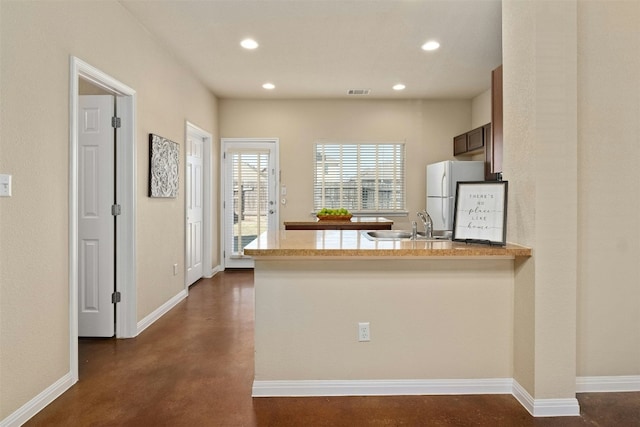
27;270;639;426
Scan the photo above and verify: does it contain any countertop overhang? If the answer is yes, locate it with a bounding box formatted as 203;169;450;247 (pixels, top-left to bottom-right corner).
243;230;531;259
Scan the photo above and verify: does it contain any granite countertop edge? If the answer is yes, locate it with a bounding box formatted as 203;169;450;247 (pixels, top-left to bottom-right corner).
243;230;532;258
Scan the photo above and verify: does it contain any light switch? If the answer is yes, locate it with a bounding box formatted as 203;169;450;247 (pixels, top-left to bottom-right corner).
0;174;11;197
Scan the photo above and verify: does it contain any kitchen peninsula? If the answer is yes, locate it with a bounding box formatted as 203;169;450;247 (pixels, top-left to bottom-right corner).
245;230;531;397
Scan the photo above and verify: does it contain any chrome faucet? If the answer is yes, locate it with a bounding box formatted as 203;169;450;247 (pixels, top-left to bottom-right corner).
417;210;433;239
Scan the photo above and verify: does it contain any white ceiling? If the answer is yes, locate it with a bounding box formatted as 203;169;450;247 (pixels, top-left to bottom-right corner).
119;0;502;99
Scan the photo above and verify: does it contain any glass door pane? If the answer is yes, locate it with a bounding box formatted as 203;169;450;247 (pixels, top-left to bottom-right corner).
231;151;269;254
222;139;278;269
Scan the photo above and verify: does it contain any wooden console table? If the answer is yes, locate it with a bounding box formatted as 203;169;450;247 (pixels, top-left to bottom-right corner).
284;217;393;231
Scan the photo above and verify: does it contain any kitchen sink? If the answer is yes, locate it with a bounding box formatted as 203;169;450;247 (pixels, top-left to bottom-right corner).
360;230;451;241
363;230;413;240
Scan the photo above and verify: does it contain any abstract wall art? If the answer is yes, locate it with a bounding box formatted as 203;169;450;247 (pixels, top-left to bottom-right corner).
149;133;179;198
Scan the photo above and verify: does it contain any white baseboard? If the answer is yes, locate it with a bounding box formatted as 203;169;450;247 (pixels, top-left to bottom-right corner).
136;289;188;335
0;372;75;427
204;265;222;278
512;380;580;417
253;378;581;418
3;288;195;426
576;375;640;393
252;378;513;397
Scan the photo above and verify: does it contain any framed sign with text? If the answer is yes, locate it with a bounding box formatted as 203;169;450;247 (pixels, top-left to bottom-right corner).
452;181;508;246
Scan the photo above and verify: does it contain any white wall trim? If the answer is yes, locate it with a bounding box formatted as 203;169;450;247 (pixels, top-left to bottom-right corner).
114;94;138;339
69;56;138;386
576;375;640;393
252;378;513;397
185;121;213;288
205;264;223;279
254;378;581;417
511;380;536;416
136;290;188;335
512;380;580;417
0;372;74;427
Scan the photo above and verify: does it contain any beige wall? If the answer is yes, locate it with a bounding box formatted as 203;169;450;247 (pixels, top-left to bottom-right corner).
79;78;112;95
471;89;491;129
504;0;579;399
0;1;218;418
255;259;514;381
576;1;640;376
504;0;640;399
219;99;471;230
503;1;537;394
465;89;492;162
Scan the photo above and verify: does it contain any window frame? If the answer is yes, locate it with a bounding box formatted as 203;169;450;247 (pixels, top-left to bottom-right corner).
312;141;407;216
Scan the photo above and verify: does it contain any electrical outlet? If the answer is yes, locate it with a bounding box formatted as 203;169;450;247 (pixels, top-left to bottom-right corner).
173;263;178;276
358;322;370;342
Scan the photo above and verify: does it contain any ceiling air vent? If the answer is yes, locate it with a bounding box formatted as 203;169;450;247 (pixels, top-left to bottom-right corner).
347;89;371;96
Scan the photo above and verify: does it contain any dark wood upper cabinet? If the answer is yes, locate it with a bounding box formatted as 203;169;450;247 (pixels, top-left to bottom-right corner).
483;123;496;180
467;126;484;151
453;133;468;155
453;124;487;156
489;65;503;177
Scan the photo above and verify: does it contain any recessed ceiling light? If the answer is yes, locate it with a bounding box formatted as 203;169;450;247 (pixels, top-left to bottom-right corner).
393;84;406;91
241;38;259;50
421;40;440;51
262;83;275;90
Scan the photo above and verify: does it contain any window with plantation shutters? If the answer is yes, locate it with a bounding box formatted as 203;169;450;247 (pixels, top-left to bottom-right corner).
313;142;406;214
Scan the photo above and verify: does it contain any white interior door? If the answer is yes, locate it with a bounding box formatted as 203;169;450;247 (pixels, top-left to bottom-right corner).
221;139;279;269
78;95;115;337
186;130;204;285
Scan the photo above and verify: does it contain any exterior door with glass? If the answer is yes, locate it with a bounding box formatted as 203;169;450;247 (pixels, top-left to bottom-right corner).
221;139;279;268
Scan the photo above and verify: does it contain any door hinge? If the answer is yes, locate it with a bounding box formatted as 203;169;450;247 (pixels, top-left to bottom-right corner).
111;204;121;216
112;116;121;128
112;291;121;304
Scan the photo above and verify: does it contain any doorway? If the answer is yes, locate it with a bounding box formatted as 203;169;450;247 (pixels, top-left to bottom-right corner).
185;122;213;287
70;57;137;382
221;138;279;268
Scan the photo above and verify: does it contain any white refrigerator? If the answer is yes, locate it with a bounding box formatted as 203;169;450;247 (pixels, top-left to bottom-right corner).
426;160;484;231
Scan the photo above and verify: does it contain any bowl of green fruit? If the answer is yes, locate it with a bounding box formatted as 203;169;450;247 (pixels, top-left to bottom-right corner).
316;208;352;221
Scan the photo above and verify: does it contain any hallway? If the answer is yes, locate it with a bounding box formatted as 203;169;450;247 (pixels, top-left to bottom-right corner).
27;270;639;426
